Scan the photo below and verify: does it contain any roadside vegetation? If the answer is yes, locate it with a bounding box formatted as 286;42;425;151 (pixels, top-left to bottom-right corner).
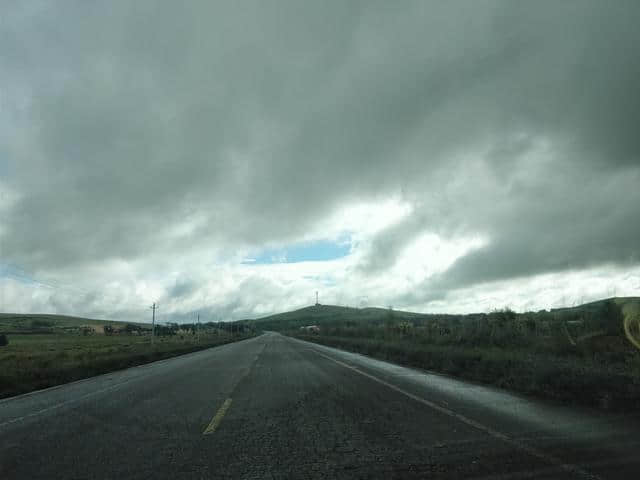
260;298;640;410
0;314;255;399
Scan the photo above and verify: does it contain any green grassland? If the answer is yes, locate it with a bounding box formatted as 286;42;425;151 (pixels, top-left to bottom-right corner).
258;297;640;410
0;314;254;399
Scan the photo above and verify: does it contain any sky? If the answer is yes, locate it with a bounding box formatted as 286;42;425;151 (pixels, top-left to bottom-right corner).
1;0;640;323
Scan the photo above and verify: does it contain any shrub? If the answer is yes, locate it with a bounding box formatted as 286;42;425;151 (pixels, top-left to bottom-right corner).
0;334;8;347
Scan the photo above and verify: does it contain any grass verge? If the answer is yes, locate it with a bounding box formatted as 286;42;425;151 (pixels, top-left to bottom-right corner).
293;334;640;411
0;332;255;399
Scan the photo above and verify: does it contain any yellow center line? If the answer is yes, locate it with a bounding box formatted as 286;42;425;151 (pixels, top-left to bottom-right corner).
203;398;233;435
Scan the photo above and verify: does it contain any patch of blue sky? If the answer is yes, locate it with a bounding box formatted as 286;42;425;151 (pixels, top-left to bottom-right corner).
0;263;40;285
242;236;352;265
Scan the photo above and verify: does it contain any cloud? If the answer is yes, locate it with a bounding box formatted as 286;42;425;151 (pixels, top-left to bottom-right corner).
1;1;640;320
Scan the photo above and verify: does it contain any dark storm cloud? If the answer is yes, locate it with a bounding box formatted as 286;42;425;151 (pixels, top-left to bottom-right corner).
415;165;640;301
2;0;367;269
2;0;640;308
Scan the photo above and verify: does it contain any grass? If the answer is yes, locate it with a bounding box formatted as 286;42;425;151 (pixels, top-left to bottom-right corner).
0;331;254;399
293;334;640;410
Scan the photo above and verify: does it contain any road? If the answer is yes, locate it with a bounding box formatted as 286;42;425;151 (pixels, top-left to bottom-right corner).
1;332;639;479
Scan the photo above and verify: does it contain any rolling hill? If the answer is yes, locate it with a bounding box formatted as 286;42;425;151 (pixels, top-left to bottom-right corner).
252;304;426;331
254;297;640;349
0;313;149;335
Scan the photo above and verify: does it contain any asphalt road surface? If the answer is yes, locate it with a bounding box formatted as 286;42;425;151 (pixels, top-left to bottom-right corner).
1;332;639;479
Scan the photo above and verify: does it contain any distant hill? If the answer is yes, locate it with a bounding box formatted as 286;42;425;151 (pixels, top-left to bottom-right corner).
551;296;639;313
0;313;148;334
253;297;640;333
254;303;448;331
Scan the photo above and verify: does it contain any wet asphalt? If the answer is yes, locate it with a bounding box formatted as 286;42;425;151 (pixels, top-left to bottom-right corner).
1;332;639;479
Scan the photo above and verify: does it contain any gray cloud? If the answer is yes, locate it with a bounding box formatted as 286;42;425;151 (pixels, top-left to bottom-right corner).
2;1;640;317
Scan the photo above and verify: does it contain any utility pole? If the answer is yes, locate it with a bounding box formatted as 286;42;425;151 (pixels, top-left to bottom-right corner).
150;302;158;345
197;313;200;344
315;291;319;306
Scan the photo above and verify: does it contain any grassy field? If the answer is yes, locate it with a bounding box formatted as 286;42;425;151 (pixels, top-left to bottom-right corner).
256;297;640;410
0;314;254;399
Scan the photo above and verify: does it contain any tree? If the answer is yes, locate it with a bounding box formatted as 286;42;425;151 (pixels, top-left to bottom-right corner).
0;334;8;347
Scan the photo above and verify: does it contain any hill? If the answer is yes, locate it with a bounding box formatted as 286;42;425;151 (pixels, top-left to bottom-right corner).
254;297;640;337
253;304;426;331
551;296;640;315
0;313;148;335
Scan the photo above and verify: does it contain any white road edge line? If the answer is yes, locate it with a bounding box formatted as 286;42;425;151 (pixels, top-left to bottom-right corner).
312;349;602;480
